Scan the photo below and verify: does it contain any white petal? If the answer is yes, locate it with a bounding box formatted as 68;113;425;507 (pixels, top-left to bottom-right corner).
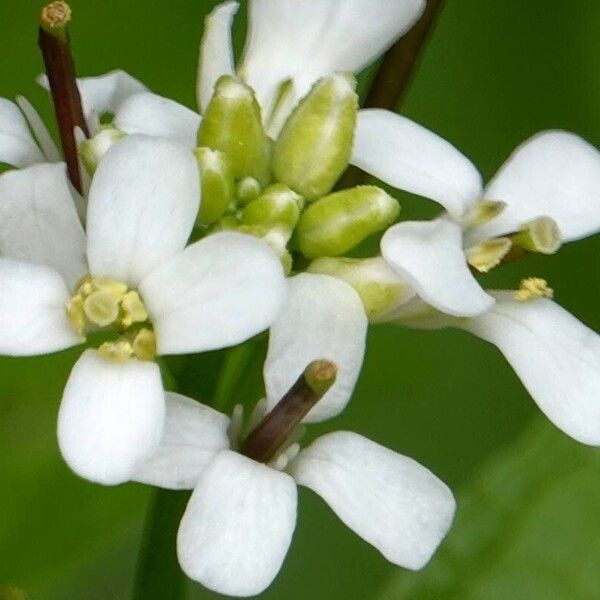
134;392;231;490
264;273;367;423
86;135;200;286
351;110;483;220
0;98;43;167
476;131;600;242
463;293;600;445
240;0;425;120
291;431;456;570
57;349;165;485
114;92;201;149
177;449;297;597
197;1;239;113
38;70;148;134
0;163;87;288
140;232;286;355
15;96;61;161
0;259;81;355
381;219;495;317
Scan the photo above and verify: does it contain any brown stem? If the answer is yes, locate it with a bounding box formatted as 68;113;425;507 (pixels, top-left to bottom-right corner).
241;360;337;464
39;1;89;193
337;0;447;190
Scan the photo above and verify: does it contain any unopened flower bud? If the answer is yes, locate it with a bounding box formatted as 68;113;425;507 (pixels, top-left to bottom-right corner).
198;75;271;185
510;216;562;255
79;127;124;174
272;74;358;201
296;186;400;258
308;256;413;321
194;147;235;226
241;184;303;232
236;176;262;206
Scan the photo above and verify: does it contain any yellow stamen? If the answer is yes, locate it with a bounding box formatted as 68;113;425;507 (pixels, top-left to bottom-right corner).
132;328;157;361
121;290;149;328
98;339;134;362
466;237;512;273
514;277;554;302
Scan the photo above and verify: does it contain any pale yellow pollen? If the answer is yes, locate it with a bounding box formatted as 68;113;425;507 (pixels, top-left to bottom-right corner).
98;340;134;362
83;290;121;327
66;294;85;335
121;291;149;328
466;237;512;273
464;200;507;229
514;277;554;302
132;328;157;361
66;275;156;362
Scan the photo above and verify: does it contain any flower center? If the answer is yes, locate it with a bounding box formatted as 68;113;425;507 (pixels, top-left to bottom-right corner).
66;276;156;361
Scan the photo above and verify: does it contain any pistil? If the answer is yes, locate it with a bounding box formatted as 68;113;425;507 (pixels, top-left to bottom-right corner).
39;1;89;192
241;360;337;464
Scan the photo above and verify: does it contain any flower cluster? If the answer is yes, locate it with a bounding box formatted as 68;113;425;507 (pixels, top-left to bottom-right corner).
0;0;598;596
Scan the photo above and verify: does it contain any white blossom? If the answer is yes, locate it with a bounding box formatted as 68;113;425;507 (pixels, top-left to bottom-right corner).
0;135;287;484
134;392;456;597
350;109;600;444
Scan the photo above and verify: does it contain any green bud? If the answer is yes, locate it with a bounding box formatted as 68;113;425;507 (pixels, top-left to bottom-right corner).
198;75;271;185
272;74;358;201
194;147;235;226
241;184;304;232
79;126;124;174
296;186;400;258
209;214;240;233
236;176;262;206
308;256;413;322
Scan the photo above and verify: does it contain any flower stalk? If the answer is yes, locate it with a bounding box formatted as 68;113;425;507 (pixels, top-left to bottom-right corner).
241;360;337;463
39;1;88;192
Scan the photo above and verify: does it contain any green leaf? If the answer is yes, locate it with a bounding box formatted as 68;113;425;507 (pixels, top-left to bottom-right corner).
380;419;600;600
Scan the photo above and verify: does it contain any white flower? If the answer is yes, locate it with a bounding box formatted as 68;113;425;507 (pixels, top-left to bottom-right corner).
350;109;600;444
352;110;600;317
134;392;456;597
197;0;426;135
0;135;287;484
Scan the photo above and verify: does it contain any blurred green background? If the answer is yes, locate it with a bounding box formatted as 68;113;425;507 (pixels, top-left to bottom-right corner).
1;1;599;598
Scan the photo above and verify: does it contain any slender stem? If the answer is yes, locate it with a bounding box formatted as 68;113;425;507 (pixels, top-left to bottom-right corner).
337;0;446;190
364;0;446;110
241;360;337;463
132;489;190;600
212;340;257;412
38;1;89;193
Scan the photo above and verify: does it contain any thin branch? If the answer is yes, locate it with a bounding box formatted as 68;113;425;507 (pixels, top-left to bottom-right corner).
241;360;337;463
337;0;446;190
39;1;88;193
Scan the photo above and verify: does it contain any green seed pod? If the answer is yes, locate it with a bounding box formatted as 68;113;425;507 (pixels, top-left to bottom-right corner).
194;147;235;226
198;75;271;185
296;186;400;258
272;74;358;201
